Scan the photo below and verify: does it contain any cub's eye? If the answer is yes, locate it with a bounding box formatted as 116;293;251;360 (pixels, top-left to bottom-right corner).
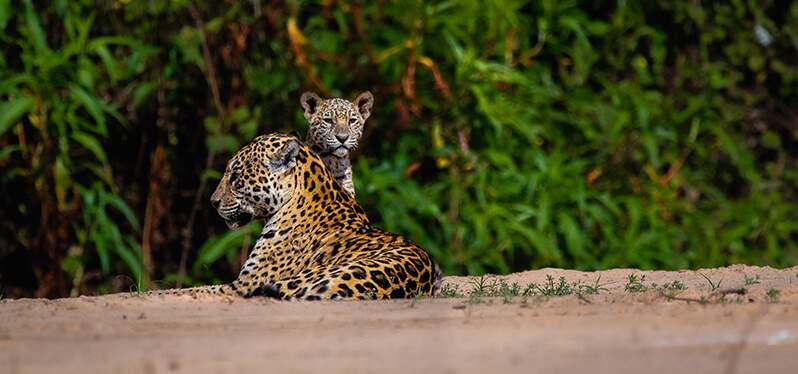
349;117;358;124
322;117;333;124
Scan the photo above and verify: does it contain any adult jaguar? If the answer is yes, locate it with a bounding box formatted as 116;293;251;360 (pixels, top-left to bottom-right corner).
157;133;438;300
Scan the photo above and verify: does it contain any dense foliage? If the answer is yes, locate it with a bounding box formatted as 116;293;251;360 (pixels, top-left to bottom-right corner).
1;0;796;297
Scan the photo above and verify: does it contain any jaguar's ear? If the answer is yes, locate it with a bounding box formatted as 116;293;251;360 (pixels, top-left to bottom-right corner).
354;91;374;121
268;139;300;174
300;91;322;121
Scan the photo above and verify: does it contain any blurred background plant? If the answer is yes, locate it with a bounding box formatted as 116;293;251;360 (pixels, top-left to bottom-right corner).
1;0;796;298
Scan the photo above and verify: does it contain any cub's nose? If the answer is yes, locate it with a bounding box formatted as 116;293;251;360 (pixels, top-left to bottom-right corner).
335;133;349;143
210;197;221;209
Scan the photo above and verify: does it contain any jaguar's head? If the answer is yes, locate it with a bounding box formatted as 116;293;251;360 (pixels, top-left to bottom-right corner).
300;91;373;158
210;134;306;230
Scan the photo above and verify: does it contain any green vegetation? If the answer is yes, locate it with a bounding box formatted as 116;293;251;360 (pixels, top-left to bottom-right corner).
536;275;574;297
744;274;761;285
437;274;606;303
575;275;608;295
699;273;723;292
624;274;648;293
1;1;796;297
766;288;781;303
661;280;687;291
408;289;424;308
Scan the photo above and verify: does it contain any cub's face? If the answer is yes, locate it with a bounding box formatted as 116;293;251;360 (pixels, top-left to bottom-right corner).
210;135;301;230
301;91;373;158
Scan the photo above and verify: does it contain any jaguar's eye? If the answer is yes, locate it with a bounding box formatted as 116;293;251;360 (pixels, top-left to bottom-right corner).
349;117;358;124
228;170;239;188
323;117;333;124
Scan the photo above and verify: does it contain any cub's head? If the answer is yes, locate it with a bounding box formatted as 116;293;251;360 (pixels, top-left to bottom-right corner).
210;134;311;230
300;91;373;158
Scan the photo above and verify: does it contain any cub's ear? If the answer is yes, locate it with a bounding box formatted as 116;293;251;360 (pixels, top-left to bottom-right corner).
267;139;300;174
300;92;322;121
354;91;374;121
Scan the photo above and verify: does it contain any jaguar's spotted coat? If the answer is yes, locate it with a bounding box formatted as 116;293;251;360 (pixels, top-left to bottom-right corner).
154;133;438;300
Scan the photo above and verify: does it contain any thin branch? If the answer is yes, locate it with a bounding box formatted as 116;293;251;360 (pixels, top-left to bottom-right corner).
177;3;226;287
188;3;225;125
659;148;691;186
351;1;376;65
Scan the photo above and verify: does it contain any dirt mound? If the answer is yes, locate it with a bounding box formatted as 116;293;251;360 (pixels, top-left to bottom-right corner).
2;265;797;374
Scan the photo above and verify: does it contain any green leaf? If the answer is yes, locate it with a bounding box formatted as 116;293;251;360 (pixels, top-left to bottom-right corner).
61;255;83;278
195;231;242;265
230;106;250;123
193;224;258;273
206;134;239;153
131;80;158;108
53;156;71;209
201;168;222;181
0;74;35;94
87;36;141;49
0;0;10;30
93;45;120;84
112;240;143;288
104;194;140;231
507;221;562;263
23;0;50;55
69;85;107;135
0;97;33;136
174;26;205;68
91;228;110;274
0;144;20;161
71;131;108;163
557;212;589;262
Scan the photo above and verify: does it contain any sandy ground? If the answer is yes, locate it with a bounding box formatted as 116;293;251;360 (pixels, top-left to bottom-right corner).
2;265;798;374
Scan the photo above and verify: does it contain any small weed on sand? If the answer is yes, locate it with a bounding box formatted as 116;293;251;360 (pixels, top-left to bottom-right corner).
624;274;647;293
744;275;760;286
662;280;687;291
699;273;723;291
467;276;494;302
655;280;688;299
537;275;573;296
469;276;492;298
766;288;780;303
497;281;520;303
439;284;464;298
576;275;609;295
466;277;532;304
438;274;592;304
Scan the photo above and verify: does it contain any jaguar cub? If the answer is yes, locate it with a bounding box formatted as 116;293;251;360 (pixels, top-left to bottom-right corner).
300;91;373;197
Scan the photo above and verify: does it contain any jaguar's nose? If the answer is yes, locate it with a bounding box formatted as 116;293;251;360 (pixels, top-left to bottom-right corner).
210;197;221;209
335;132;349;143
